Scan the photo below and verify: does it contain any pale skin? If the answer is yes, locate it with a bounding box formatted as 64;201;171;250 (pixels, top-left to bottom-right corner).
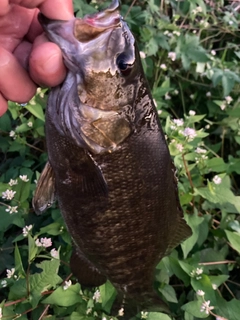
0;0;74;116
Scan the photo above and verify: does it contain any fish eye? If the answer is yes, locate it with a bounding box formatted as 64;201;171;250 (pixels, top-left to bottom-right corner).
116;53;133;76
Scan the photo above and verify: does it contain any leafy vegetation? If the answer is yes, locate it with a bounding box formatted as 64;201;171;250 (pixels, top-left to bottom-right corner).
0;0;240;319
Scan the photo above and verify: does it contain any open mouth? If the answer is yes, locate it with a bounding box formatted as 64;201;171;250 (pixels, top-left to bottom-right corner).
74;0;121;42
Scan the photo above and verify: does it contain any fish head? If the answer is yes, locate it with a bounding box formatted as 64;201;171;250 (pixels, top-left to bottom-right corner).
39;0;141;111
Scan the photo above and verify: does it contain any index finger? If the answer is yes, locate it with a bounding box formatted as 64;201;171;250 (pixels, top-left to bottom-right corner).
7;0;73;19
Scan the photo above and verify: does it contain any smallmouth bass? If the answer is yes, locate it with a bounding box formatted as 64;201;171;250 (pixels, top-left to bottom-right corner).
33;0;192;316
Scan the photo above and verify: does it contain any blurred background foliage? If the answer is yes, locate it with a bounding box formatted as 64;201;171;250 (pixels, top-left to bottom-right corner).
0;0;240;319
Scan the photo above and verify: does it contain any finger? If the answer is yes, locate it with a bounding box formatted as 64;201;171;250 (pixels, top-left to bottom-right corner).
9;0;73;19
0;0;10;16
0;47;37;103
40;0;73;20
14;40;32;70
29;40;66;87
0;93;8;117
26;8;43;43
0;6;35;52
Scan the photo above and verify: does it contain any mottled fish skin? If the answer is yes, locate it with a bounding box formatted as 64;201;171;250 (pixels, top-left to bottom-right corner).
34;0;192;315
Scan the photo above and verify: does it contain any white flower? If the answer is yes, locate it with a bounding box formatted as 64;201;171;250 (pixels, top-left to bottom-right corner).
211;50;216;56
173;118;184;126
212;284;218;290
50;248;59;259
93;289;101;302
22;225;33;237
163;30;169;35
200;20;209;28
213;175;222;185
160;64;167;70
200;300;214;314
9;130;15;138
27;121;33;128
190;94;194;99
183;128;197;139
86;308;92;315
2;189;16;200
225;96;233;104
205;124;210;129
158;110;162;115
5;206;18;214
63;280;72;290
6;268;15;279
1;280;7;288
8;179;18;186
190;267;203;279
29;99;36;105
176;144;184;152
196;147;207;154
220;103;226;110
139;51;146;59
206;91;211;97
118;308;124;316
35;237;52;248
141;311;148;319
173;30;180;36
189;110;196;116
229;20;233;25
165;93;171;100
196;268;203;275
174;89;179;95
197;290;205;296
19;175;29;182
168;52;176;61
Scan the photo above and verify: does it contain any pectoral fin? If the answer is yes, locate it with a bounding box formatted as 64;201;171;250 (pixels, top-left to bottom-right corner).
32;161;56;215
70;247;107;287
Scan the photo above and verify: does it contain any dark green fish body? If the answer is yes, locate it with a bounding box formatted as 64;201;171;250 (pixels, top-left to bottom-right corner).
34;0;191;314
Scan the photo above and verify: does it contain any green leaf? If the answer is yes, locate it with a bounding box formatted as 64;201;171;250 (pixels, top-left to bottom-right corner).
182;300;209;318
194;176;240;213
148;312;172;320
99;280;117;314
159;284;178;303
42;283;82;307
28;234;38;262
29;259;61;307
205;158;227;173
24;103;45;122
181;211;204;258
222;75;235;97
14;244;25;277
225;231;240;253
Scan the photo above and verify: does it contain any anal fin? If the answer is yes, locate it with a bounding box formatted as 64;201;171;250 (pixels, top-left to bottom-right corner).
70;247;107;287
32;161;56;215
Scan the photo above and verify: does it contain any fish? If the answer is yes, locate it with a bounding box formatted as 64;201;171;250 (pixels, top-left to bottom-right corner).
33;0;192;316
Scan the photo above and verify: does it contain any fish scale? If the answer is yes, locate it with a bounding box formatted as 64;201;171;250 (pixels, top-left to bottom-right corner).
33;0;192;316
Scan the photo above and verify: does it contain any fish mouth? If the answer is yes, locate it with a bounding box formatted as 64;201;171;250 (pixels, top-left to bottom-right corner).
74;0;121;42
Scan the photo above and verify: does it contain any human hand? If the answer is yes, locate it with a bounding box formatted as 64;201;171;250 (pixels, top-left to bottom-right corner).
0;0;73;116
